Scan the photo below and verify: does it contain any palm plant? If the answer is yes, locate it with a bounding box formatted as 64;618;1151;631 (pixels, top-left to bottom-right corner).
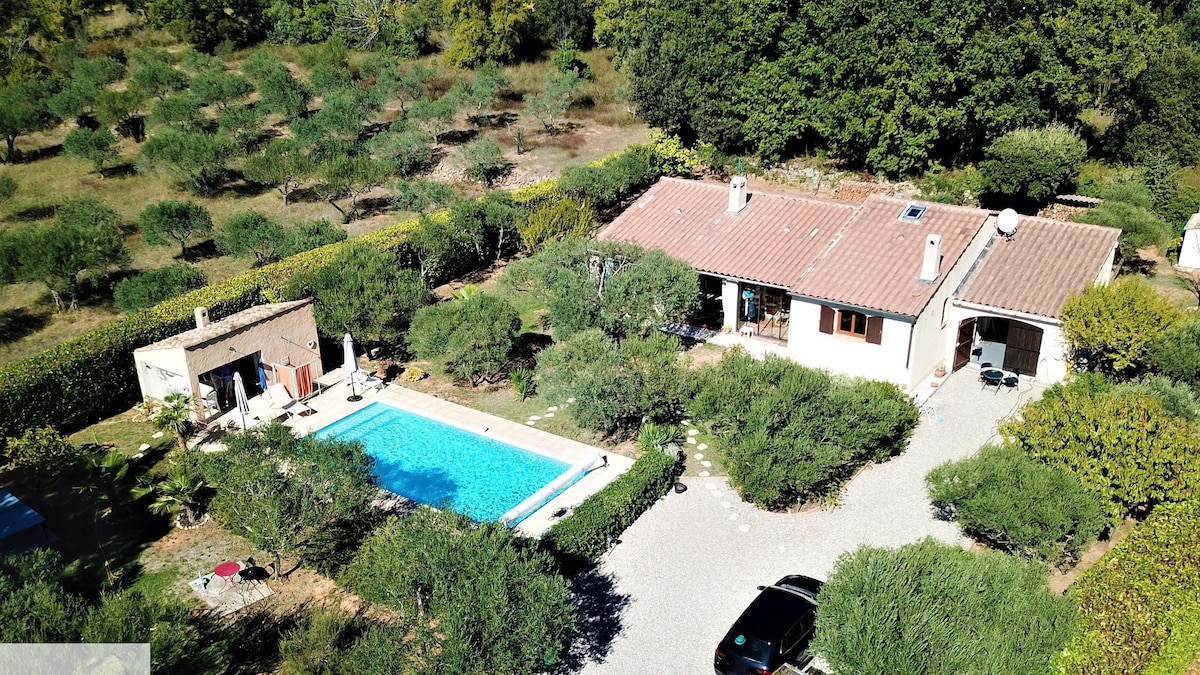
147;470;207;527
636;422;683;453
151;393;195;451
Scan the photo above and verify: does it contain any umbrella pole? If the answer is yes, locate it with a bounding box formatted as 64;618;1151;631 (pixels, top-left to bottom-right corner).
348;375;362;402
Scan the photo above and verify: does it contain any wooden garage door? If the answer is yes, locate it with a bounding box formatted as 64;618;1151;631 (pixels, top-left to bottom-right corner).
1003;322;1042;376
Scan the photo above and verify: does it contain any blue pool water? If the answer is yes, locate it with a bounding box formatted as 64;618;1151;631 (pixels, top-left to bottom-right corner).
315;402;570;522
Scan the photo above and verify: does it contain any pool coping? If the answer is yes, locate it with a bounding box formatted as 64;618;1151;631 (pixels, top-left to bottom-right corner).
283;380;634;537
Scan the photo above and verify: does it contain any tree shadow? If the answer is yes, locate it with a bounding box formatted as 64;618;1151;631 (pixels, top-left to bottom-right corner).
220;609;299;675
0;306;51;344
214;173;275;199
469;111;519;129
182;239;222;262
512;332;554;368
16;144;64;163
6;204;58;222
553;567;631;672
441;128;480;146
102;163;139;179
1118;249;1156;276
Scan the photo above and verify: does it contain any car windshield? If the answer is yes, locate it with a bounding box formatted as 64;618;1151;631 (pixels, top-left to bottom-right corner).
723;633;772;664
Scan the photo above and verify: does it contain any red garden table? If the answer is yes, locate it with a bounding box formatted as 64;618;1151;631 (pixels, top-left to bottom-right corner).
213;561;242;588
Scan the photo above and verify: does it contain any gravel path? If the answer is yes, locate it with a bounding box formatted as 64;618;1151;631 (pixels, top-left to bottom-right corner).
577;371;1044;673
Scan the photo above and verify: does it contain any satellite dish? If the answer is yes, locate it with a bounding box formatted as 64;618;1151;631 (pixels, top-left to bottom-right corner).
997;208;1019;237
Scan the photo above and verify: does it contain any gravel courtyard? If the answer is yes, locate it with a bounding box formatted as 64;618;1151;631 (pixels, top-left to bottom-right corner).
578;370;1046;674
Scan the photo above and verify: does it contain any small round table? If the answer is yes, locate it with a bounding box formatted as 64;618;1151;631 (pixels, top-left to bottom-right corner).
213;561;242;588
980;368;1004;390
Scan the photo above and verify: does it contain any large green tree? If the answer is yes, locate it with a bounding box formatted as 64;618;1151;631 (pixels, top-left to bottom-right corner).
811;539;1076;675
138;199;214;255
286;242;432;351
443;0;535;67
408;292;521;385
242;138;314;205
0;80;56;162
340;508;575;674
503;237;698;339
215;211;288;264
62;126;119;174
136;129;238;195
979;124;1087;203
11;198;130;307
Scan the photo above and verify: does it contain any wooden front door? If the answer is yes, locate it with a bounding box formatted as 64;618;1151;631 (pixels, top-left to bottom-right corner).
953;318;976;371
1003;321;1042;376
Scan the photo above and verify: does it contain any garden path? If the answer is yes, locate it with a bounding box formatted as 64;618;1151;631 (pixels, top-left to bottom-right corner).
576;369;1045;674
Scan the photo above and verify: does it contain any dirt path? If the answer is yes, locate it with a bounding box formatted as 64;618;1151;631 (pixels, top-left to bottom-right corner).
1047;518;1138;594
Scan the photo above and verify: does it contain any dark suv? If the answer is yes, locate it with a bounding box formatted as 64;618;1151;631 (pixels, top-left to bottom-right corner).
714;575;823;675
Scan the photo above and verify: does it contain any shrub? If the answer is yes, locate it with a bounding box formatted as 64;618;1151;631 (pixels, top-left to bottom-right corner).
541;445;681;573
979;123;1087;202
926;444;1108;566
0;174;16;203
340;509;575;674
1076;182;1176;254
636;421;682;453
0;549;87;642
216;211;288;264
1002;376;1200;520
690;351;918;509
1061;277;1183;379
518;195;595;252
536;330;689;434
1149;317;1200;386
556;150;660;211
408;293;521;385
812;539;1076;675
1058;500;1200;675
1;426;78;472
114;265;209;313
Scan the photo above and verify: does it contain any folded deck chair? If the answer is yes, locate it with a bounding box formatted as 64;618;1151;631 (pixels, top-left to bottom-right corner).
266;383;314;417
351;370;384;392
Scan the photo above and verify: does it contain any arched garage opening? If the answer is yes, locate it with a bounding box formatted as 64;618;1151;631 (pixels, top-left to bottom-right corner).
952;316;1044;377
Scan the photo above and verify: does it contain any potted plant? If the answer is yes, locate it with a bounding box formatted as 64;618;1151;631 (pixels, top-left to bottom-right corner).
934;362;947;378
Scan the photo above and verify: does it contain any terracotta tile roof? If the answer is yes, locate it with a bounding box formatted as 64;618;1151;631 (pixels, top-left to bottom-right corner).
794;195;989;317
135;299;314;352
596;177;858;290
955;217;1119;319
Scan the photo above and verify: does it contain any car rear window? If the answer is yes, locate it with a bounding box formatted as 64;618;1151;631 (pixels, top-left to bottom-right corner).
722;633;772;664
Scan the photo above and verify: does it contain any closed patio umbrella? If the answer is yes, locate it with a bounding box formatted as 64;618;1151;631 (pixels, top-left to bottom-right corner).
343;333;362;402
233;371;251;430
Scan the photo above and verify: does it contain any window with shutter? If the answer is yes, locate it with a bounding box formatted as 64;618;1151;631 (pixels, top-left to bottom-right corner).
865;315;884;344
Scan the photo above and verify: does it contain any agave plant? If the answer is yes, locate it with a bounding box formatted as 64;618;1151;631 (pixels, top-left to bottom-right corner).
510;368;536;400
636;422;683;453
452;283;481;302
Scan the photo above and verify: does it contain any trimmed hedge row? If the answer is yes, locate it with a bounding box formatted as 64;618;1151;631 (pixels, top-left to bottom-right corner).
540;447;682;574
0;142;671;439
1057;500;1200;675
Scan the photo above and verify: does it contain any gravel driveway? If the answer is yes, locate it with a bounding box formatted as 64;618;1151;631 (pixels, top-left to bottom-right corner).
577;371;1045;674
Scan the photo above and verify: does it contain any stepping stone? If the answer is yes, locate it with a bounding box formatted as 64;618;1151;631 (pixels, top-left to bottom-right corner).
693;453;704;460
138;443;151;452
705;482;718;490
681;419;691;425
528;415;541;421
687;429;700;436
699;471;710;477
701;460;712;467
728;513;739;521
543;412;554;418
719;501;730;509
778;545;786;552
566;397;576;403
525;421;536;426
548;406;558;411
152;432;164;439
686;437;697;444
738;524;750;533
697;443;708;451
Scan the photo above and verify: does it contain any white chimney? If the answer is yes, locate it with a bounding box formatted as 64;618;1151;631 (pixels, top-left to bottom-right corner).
727;176;748;214
194;307;210;329
920;234;942;282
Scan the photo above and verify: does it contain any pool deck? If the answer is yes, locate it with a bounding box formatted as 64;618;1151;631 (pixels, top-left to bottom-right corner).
219;375;633;537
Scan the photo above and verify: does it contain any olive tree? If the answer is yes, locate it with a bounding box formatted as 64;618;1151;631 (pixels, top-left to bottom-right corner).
138;200;214;255
63;126;119;174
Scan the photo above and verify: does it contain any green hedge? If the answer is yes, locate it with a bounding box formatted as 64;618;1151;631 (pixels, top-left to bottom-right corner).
0;149;660;439
540;447;681;574
1058;500;1200;675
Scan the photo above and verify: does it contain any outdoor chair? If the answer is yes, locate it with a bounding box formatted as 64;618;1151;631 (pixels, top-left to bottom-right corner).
1002;375;1019;390
351;370;384;392
266;384;313;418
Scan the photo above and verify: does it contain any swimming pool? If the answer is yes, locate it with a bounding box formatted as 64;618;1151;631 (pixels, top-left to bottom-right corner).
315;402;572;522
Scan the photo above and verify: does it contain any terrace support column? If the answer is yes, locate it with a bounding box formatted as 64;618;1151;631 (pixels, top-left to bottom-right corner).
722;279;740;332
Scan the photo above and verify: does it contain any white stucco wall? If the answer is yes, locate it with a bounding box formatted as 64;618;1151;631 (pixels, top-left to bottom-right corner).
786;297;914;388
1178;228;1200;270
133;349;190;400
945;301;1068;384
906;216;997;390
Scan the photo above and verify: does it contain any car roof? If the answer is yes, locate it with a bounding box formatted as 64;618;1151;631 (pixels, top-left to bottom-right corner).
776;575;823;600
726;586;818;643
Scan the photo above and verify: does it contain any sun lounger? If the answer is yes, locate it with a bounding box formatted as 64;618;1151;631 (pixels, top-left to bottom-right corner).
351;370;384;392
266;383;313;417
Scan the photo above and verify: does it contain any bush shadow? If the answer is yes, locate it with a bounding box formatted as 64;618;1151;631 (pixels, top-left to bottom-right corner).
0;306;51;345
553;567;631;673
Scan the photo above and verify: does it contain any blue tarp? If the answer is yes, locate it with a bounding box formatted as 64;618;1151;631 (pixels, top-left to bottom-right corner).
0;490;46;541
